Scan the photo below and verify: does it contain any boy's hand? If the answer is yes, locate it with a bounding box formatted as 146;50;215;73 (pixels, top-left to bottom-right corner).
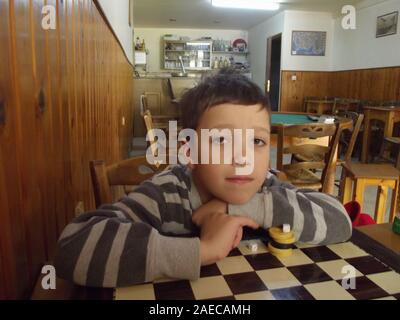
199;212;259;266
192;198;228;227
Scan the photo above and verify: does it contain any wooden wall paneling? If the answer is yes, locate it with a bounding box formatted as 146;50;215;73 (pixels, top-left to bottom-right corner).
280;71;331;112
0;0;32;300
383;67;400;101
12;0;47;292
2;0;134;298
0;0;15;300
73;0;86;208
77;0;91;210
280;71;304;112
361;69;384;100
65;0;80;212
280;71;299;112
280;67;400;112
32;0;59;261
83;0;95;209
58;0;75;224
45;0;68;236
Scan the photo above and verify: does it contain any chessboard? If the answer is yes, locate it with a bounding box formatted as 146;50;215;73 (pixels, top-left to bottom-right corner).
115;229;400;300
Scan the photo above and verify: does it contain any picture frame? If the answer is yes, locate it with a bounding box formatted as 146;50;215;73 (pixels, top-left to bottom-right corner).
291;31;327;56
376;11;398;38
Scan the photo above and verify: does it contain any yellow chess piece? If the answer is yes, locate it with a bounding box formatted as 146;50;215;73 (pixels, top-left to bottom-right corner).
268;225;296;258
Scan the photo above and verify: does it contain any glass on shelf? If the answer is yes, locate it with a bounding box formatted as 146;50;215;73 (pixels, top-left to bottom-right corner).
164;39;212;70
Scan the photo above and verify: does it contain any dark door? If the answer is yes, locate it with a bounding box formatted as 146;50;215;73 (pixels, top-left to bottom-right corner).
265;34;282;111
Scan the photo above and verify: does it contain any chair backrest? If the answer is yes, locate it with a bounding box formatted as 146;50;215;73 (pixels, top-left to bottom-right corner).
333;98;362;114
143;110;160;160
339;112;364;162
90;157;167;207
139;94;146;116
277;122;343;193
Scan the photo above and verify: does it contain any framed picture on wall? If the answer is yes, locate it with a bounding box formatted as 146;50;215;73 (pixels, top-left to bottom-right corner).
376;11;398;38
291;31;326;56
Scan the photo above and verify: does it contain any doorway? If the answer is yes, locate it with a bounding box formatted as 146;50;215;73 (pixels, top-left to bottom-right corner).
265;33;282;111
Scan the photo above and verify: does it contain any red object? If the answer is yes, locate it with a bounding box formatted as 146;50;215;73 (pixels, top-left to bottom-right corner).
232;38;247;49
344;201;376;227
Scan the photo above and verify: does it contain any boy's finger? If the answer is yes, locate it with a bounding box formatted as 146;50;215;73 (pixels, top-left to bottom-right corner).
232;227;243;249
235;216;259;229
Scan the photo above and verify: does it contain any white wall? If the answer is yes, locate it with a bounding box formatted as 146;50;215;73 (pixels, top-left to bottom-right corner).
333;0;400;70
97;0;134;64
248;10;334;90
282;11;335;71
135;28;248;72
248;12;285;90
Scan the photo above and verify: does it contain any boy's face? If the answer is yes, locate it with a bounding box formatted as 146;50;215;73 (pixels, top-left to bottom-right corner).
190;103;270;205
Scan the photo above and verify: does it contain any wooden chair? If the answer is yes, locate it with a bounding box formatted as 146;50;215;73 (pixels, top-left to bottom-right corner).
276;122;343;193
336;112;364;165
140;94;171;131
90;157;168;207
377;136;400;169
143;110;181;166
293;113;363;164
333;98;361;115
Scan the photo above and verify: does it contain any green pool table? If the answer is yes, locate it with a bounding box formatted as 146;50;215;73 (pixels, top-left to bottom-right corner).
271;113;316;125
270;112;352;133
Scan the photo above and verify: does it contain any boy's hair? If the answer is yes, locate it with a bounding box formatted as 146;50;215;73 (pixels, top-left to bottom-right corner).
180;69;271;130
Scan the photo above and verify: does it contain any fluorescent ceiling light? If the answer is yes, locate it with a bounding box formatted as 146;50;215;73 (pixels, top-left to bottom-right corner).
212;0;280;10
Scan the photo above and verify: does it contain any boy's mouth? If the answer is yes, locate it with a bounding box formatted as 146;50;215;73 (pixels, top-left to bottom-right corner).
225;176;254;185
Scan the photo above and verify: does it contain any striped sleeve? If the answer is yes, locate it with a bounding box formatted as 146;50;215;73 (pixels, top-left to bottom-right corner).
54;169;201;288
228;176;352;245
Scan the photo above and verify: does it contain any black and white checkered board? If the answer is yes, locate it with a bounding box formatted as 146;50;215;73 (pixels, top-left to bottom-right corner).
115;233;400;300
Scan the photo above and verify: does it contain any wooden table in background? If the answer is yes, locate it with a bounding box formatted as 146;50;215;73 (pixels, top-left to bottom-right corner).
304;99;336;115
362;106;400;163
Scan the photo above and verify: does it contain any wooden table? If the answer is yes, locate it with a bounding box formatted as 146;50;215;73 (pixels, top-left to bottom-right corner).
361;106;400;163
270;112;353;131
31;224;399;300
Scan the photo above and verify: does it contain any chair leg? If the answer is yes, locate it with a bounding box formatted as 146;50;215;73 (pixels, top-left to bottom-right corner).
377;138;387;163
389;180;399;223
353;179;365;211
382;139;393;162
339;167;352;204
396;151;400;170
374;185;387;224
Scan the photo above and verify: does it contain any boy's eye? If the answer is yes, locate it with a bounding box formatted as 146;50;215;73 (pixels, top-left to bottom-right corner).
254;138;266;146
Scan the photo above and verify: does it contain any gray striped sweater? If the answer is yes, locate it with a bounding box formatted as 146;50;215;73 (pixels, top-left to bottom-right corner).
54;165;352;288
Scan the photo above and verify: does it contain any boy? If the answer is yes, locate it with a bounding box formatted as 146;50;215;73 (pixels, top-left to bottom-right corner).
54;72;352;288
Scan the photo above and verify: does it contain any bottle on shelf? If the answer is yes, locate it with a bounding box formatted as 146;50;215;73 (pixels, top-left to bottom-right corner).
223;57;230;68
135;37;141;50
218;57;223;69
213;57;219;69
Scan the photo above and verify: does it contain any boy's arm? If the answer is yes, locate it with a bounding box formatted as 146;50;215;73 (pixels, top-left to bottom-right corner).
54;181;201;288
228;175;352;245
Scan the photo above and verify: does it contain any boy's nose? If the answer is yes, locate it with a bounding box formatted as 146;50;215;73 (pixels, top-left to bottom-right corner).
233;154;247;166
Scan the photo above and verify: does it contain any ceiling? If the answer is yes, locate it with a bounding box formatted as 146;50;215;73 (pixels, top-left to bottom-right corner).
133;0;363;30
